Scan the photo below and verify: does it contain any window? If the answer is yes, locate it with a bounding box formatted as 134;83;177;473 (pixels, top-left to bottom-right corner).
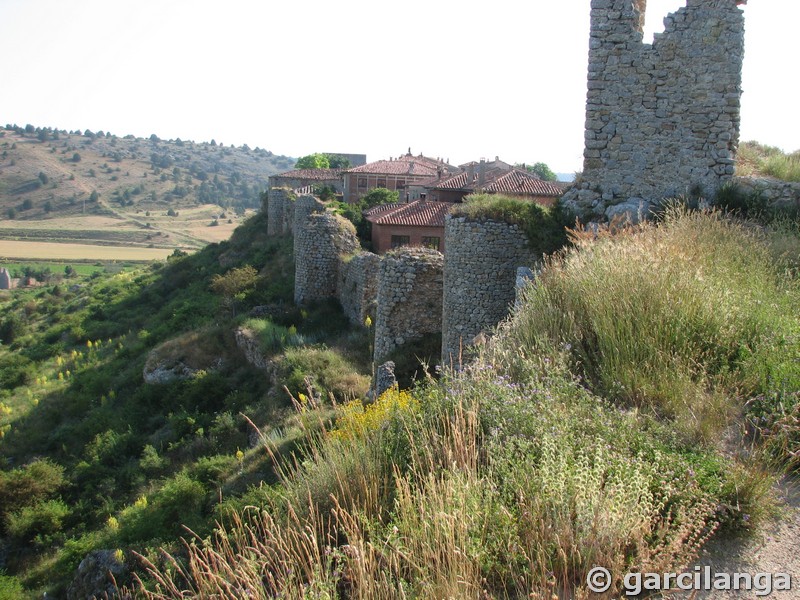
396;179;405;189
422;236;440;251
358;177;367;189
391;235;410;248
377;178;386;188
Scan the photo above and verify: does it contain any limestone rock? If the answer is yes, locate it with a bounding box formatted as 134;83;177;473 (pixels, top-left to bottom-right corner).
605;198;651;224
67;550;128;600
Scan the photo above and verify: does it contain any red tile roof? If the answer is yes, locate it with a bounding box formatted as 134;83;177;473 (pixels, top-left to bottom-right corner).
347;153;457;177
484;170;565;196
272;169;344;180
348;160;438;177
364;200;454;228
431;168;564;197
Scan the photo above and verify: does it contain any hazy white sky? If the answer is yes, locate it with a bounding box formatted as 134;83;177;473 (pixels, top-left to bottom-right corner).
0;0;797;173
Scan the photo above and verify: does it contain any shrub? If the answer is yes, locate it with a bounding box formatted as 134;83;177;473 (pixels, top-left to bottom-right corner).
0;353;33;389
0;459;66;531
332;387;419;441
0;573;24;599
452;193;569;256
243;318;304;354
118;472;207;544
6;498;70;544
279;346;370;401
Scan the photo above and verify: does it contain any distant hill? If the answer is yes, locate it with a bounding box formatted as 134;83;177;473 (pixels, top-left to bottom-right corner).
0;125;296;253
556;172;576;183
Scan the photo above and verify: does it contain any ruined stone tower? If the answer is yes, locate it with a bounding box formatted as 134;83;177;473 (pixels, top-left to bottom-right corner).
562;0;746;219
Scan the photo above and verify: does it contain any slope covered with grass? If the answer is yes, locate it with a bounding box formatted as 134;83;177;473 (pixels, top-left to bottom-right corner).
131;209;799;599
0;211;373;597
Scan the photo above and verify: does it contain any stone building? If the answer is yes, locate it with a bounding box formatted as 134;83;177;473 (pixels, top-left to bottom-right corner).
563;0;746;220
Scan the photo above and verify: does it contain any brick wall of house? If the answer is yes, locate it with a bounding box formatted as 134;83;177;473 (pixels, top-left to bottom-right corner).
371;224;445;254
343;173;414;204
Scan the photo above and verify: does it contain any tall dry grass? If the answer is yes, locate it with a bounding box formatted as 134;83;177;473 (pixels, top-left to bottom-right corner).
501;207;798;441
126;209;792;599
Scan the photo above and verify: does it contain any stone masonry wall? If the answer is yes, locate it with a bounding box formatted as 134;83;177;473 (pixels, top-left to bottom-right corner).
734;176;800;212
563;0;746;220
373;247;443;363
267;188;295;236
292;195;326;264
442;215;537;365
294;212;360;305
338;251;381;327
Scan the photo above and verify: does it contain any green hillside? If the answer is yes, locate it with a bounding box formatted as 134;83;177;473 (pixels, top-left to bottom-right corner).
0;181;798;596
0;125;296;254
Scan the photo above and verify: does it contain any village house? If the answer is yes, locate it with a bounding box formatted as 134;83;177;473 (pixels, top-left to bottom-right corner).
342;150;458;204
364;200;454;254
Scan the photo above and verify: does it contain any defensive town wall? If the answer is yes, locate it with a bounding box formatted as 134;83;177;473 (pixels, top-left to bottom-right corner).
441;216;537;365
293;211;360;306
563;0;746;220
267;192;534;367
337;252;381;327
266;0;799;371
266;188;295;236
373;248;443;362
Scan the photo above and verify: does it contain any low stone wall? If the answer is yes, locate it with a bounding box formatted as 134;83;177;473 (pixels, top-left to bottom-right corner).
373;247;443;363
338;251;381;327
294;211;360;305
734;176;800;212
442;215;537;365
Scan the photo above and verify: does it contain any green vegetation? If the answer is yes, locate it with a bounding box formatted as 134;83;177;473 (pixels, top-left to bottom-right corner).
332;187;399;248
519;161;558;181
123;208;797;598
452;193;572;255
294;153;351;170
0;261;106;278
295;153;330;169
0;211;372;596
737;140;800;182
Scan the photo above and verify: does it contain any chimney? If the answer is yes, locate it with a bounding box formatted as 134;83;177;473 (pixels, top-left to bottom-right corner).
467;163;475;184
478;158;486;187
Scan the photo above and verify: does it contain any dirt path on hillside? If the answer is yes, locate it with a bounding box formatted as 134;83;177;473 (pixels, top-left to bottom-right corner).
667;476;799;599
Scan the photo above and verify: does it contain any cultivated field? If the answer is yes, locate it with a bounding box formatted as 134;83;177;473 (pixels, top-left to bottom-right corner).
0;240;173;261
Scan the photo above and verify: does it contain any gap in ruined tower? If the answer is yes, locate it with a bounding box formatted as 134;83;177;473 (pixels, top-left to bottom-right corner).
642;0;687;42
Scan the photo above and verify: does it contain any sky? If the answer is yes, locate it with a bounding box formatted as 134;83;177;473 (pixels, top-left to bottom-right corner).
0;0;797;174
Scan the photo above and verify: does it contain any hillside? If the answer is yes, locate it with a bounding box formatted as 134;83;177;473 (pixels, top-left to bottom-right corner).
0;125;296;254
0;199;797;598
0;209;372;597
